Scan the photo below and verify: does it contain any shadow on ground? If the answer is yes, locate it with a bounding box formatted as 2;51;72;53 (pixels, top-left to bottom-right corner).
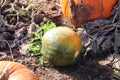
54;54;115;80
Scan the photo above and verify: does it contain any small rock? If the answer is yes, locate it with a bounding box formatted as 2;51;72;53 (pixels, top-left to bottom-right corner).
19;43;31;55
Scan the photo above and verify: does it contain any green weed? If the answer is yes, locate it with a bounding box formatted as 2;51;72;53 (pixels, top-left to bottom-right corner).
28;22;56;64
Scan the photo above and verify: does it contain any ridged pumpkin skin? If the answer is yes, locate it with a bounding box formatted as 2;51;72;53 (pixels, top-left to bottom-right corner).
60;0;118;27
0;61;39;80
42;27;82;66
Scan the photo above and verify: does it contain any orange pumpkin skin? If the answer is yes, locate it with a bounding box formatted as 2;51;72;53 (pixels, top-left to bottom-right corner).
60;0;118;27
0;61;39;80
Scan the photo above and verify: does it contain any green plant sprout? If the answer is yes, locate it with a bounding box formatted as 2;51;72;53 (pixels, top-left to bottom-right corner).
110;70;120;79
29;22;56;64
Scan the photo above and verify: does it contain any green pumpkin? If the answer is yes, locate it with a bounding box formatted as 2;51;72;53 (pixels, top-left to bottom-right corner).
41;27;82;66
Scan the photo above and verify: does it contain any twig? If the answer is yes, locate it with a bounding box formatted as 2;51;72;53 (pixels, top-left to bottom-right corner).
0;0;9;8
112;13;119;23
0;40;14;61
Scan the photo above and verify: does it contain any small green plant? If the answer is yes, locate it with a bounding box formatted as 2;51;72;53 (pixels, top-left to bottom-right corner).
110;70;120;79
28;22;56;64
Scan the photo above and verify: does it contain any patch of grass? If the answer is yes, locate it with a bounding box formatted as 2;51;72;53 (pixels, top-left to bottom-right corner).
28;22;56;64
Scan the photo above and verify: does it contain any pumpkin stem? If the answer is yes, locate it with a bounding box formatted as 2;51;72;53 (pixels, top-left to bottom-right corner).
0;61;11;80
69;0;77;23
69;0;88;26
0;68;9;80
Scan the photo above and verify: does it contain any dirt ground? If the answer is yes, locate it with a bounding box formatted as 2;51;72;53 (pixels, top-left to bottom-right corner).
0;0;120;80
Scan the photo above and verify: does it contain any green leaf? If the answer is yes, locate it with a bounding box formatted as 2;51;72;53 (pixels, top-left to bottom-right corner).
25;4;33;11
42;22;56;33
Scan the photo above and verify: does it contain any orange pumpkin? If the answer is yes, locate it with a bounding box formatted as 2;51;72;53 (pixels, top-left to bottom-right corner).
60;0;118;27
0;61;39;80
